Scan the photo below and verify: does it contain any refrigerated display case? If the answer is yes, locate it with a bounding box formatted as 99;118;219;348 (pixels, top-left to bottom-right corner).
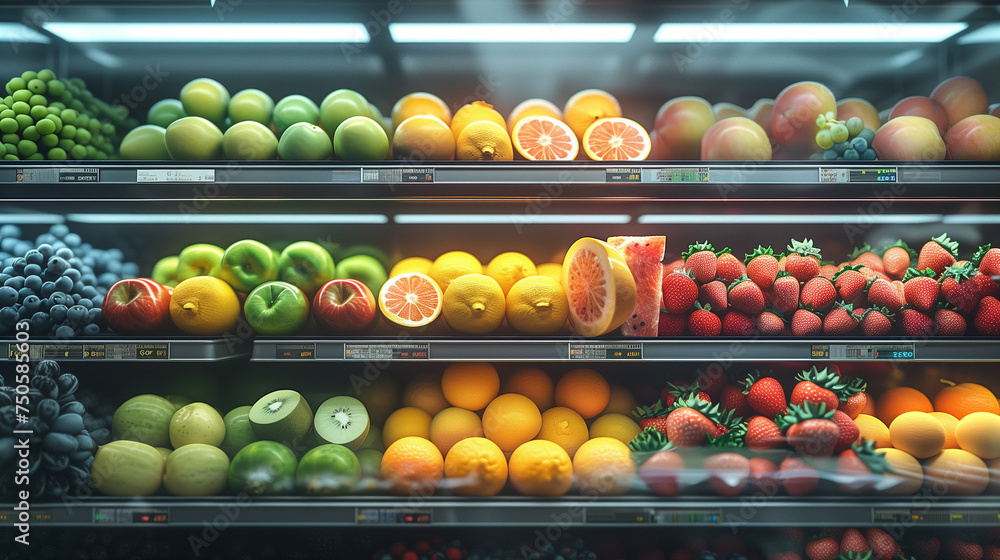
2;1;1000;559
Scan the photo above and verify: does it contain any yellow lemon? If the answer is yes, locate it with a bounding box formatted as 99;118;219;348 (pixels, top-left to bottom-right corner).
168;276;240;335
441;274;505;335
505;276;569;335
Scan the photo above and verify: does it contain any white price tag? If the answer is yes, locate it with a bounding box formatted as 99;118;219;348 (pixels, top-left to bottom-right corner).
137;169;216;182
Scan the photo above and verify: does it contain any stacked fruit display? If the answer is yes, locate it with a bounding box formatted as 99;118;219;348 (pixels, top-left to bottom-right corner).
659;236;1000;337
1;69;136;160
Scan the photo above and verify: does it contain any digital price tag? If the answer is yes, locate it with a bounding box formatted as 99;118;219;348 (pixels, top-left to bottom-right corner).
345;343;429;360
356;508;430;524
361;168;434;183
569;343;642;360
606;167;641;183
137;169;215;182
649;167;710;182
275;343;315;359
811;343;915;360
94;508;168;524
653;509;722;524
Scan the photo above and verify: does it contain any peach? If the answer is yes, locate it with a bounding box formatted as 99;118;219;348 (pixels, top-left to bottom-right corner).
872;116;946;161
751;98;775;136
930;76;989;129
944;114;1000;161
701;117;772;161
713;102;748;120
837;98;882;131
769;81;837;159
889;96;950;135
653;96;715;160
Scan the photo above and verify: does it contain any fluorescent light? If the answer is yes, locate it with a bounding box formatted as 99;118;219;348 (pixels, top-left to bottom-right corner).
0;214;64;224
0;23;51;44
43;23;370;43
638;214;943;225
958;23;1000;45
653;23;967;43
67;214;387;224
389;23;635;43
394;214;632;225
943;215;1000;225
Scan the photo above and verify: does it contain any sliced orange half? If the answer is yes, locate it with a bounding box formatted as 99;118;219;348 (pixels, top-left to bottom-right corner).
582;117;651;161
378;272;443;327
561;237;616;337
512;116;579;161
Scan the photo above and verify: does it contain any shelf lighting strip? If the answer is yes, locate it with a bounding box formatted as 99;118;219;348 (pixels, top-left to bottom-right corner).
65;214;388;224
637;214;945;225
653;23;968;43
42;23;371;43
393;214;632;225
388;23;636;43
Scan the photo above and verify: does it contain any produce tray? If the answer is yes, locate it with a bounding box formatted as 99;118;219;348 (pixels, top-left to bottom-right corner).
4;337;250;361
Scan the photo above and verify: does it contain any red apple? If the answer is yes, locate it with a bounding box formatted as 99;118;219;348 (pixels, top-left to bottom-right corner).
102;278;172;334
944;114;1000;161
930;76;989;128
889;96;949;135
312;279;378;334
653;96;715;160
769;81;837;159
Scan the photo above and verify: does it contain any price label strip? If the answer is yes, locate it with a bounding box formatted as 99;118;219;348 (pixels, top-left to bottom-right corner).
136;169;215;182
94;508;169;524
606;167;641;183
569;343;642;360
345;343;430;360
356;508;431;524
8;342;168;360
275;343;315;359
362;168;434;183
811;343;915;360
652;509;722;524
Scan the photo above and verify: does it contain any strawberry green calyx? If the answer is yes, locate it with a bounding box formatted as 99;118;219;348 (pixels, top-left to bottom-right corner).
694;301;713;313
663;380;702;401
774;270;793;280
709;421;746;448
848;243;874;260
744;245;775;264
849;439;892;474
632;401;665;421
670;393;741;430
880;239;916;258
940;261;977;283
795;365;850;396
682;241;715;259
930;233;959;257
787;238;822;259
727;274;755;294
972;243;992;267
902;267;937;282
860;305;893;321
839;375;868;399
832;264;865;282
741;368;774;392
934;301;960;312
838;551;874;560
776;401;835;433
628;426;673;464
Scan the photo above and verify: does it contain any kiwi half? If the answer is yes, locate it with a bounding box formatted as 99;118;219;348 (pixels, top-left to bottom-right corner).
249;389;313;448
314;396;371;451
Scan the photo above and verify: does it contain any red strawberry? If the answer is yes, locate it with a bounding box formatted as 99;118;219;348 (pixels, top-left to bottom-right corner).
850;243;885;273
899;308;935;336
638;448;685;497
715;250;746;284
903;267;941;311
865;528;900;560
748;456;779;493
663;259;684;274
974;243;1000;277
688;303;722;336
779;456;818;496
841;528;871;555
832;409;860;453
729;275;765;315
755;311;786;335
806;537;840;560
693;369;727;400
704;452;750;496
969;268;1000;300
861;306;894;336
670;550;697;560
722;310;755;336
745;415;784;450
801;276;837;312
698;280;728;312
659;381;710;408
934;306;967;336
867;277;905;312
683;241;718;284
770;272;800;314
745;245;780;289
820;263;840;280
838;377;870;420
985;545;1000;560
914;538;942;560
917;233;959;276
790;366;844;411
939;262;984;314
744;372;787;417
881;240;915;280
943;538;984;560
665;406;716;447
658;311;688;336
834;265;868;304
662;269;699;314
792;307;823;336
772;553;803;560
638;416;671;435
778;401;840;457
785;238;822;282
823;302;861;335
974;296;1000;335
719;384;753;419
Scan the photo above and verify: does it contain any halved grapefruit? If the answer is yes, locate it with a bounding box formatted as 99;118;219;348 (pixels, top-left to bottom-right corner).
582;117;651;161
562;238;617;337
512;116;579;161
378;272;442;328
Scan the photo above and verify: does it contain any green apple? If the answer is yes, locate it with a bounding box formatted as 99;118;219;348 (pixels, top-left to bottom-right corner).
277;241;336;297
273;94;319;136
319;89;371;137
176;243;225;281
120;125;170;160
228;88;274;125
179;78;230;127
334;116;388;161
277;122;332;160
336;244;392;269
165;116;223;161
223;121;278;160
219;239;278;293
147;99;186;128
244;281;310;335
335;254;388;294
151;255;180;287
220;406;258;459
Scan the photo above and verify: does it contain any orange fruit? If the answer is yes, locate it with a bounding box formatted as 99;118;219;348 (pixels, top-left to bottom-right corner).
482;393;542;453
429;251;483;294
921;448;989;496
875;386;933;426
955;411;1000;459
455;121;513;161
928;411;960;449
450;100;506;139
603;384;638;416
507;440;573;496
889;411;945;459
381;436;444;495
507;98;563;134
561;237;616;337
357;376;400;427
573;437;636;496
536;262;562;283
391;115;455;161
582;117;651;161
429;407;484;457
563;89;622;140
554;368;611;419
402;372;448;416
389;256;434;278
502;367;554;411
443;436;508;496
441;362;500;411
377;272;442;328
168;276;240;335
876;448;924;495
854;414;891;448
391;92;451;130
486;252;537;296
589;413;641;444
382;406;432;448
536;406;589;457
512;115;579;161
933;380;1000;419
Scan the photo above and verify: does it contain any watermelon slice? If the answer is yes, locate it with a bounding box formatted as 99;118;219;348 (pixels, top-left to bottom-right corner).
607;236;666;336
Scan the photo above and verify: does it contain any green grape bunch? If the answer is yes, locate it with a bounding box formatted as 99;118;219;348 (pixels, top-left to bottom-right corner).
810;111;879;161
1;69;137;161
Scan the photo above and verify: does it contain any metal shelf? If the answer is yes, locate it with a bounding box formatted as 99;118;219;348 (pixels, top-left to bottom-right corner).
4;337;250;361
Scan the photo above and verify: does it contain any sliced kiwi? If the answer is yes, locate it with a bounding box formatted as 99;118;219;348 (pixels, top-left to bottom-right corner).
314;396;371;451
249;389;313;448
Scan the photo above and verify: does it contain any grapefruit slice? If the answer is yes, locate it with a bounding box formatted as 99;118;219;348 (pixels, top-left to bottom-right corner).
562;238;616;337
597;241;637;336
607;236;665;337
512;116;579;161
582;117;651;161
378;272;442;327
